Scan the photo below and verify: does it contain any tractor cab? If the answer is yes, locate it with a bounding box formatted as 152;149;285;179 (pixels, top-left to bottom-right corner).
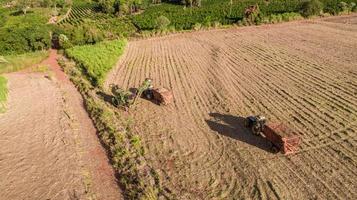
245;115;267;135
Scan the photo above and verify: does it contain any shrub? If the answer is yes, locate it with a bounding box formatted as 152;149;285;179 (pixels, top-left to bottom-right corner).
155;15;170;30
338;1;349;11
339;1;356;12
301;0;323;17
58;34;73;49
244;4;263;25
193;22;202;30
281;12;303;21
212;21;221;28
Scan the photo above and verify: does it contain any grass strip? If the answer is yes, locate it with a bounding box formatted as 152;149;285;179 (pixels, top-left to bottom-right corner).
0;75;7;113
0;51;49;74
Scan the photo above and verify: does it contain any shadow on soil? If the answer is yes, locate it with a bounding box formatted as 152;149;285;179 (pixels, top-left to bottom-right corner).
206;113;273;153
97;91;113;104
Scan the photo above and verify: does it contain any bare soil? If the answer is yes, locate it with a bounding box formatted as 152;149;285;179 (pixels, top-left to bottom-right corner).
0;51;122;200
106;15;357;199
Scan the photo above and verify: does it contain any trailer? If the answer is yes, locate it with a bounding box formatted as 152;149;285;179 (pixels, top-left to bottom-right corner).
263;122;301;155
245;116;301;155
152;87;173;105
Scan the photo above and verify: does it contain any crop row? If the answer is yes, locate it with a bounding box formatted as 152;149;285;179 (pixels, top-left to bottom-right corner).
58;5;102;26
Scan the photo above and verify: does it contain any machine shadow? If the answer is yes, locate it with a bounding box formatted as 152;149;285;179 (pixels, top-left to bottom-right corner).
206;113;273;153
97;91;113;104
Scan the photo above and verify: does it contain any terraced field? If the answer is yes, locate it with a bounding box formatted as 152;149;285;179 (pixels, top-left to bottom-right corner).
106;15;357;199
58;5;101;26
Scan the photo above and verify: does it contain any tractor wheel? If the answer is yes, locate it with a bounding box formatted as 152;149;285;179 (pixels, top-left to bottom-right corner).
112;97;118;107
146;93;153;100
271;144;279;153
251;124;261;135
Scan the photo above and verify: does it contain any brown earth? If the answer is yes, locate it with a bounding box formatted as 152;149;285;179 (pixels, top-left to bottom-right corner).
106;15;357;199
0;50;122;200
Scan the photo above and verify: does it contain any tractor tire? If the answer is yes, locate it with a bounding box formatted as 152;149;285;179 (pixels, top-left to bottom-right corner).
251;124;261;135
146;93;153;100
271;144;280;153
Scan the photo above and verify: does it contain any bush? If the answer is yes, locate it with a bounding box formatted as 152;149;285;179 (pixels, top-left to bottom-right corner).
155;15;170;30
244;4;263;25
301;0;323;17
65;39;127;86
339;1;357;12
193;22;202;30
59;34;73;49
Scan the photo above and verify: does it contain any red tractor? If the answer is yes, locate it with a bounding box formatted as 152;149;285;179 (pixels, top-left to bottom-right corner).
245;115;301;155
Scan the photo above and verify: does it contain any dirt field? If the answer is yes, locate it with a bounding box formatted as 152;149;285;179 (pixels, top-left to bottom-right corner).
106;15;357;199
0;51;122;200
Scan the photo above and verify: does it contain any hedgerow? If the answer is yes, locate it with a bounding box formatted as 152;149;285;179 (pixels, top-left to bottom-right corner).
132;0;357;30
65;39;127;86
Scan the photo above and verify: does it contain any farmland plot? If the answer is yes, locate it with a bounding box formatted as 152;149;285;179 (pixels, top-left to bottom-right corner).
106;15;357;199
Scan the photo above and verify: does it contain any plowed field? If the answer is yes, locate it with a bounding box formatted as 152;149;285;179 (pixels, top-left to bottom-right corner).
106;15;357;199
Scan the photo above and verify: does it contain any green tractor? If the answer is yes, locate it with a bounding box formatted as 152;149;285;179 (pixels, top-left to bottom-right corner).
110;78;154;108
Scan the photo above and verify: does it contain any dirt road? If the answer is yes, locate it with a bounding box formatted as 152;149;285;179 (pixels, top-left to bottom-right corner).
0;50;122;200
106;15;357;199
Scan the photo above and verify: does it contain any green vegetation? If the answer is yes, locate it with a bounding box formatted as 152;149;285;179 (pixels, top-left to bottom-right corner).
132;0;357;30
65;39;127;86
0;76;7;113
0;7;52;55
301;0;324;17
155;15;171;30
0;51;49;73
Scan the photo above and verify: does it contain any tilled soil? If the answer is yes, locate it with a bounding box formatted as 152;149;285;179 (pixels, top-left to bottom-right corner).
106;15;357;199
0;51;122;200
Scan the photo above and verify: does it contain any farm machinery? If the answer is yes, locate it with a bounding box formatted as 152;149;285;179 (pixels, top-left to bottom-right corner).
245;115;301;155
110;78;173;108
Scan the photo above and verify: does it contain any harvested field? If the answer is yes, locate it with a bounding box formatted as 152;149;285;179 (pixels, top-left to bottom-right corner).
106;15;357;199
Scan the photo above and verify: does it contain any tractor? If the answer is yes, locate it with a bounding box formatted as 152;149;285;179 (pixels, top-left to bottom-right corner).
245;115;267;135
110;78;173;108
245;115;301;155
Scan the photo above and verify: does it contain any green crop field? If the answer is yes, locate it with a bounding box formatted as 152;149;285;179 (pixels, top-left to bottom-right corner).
65;39;127;86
